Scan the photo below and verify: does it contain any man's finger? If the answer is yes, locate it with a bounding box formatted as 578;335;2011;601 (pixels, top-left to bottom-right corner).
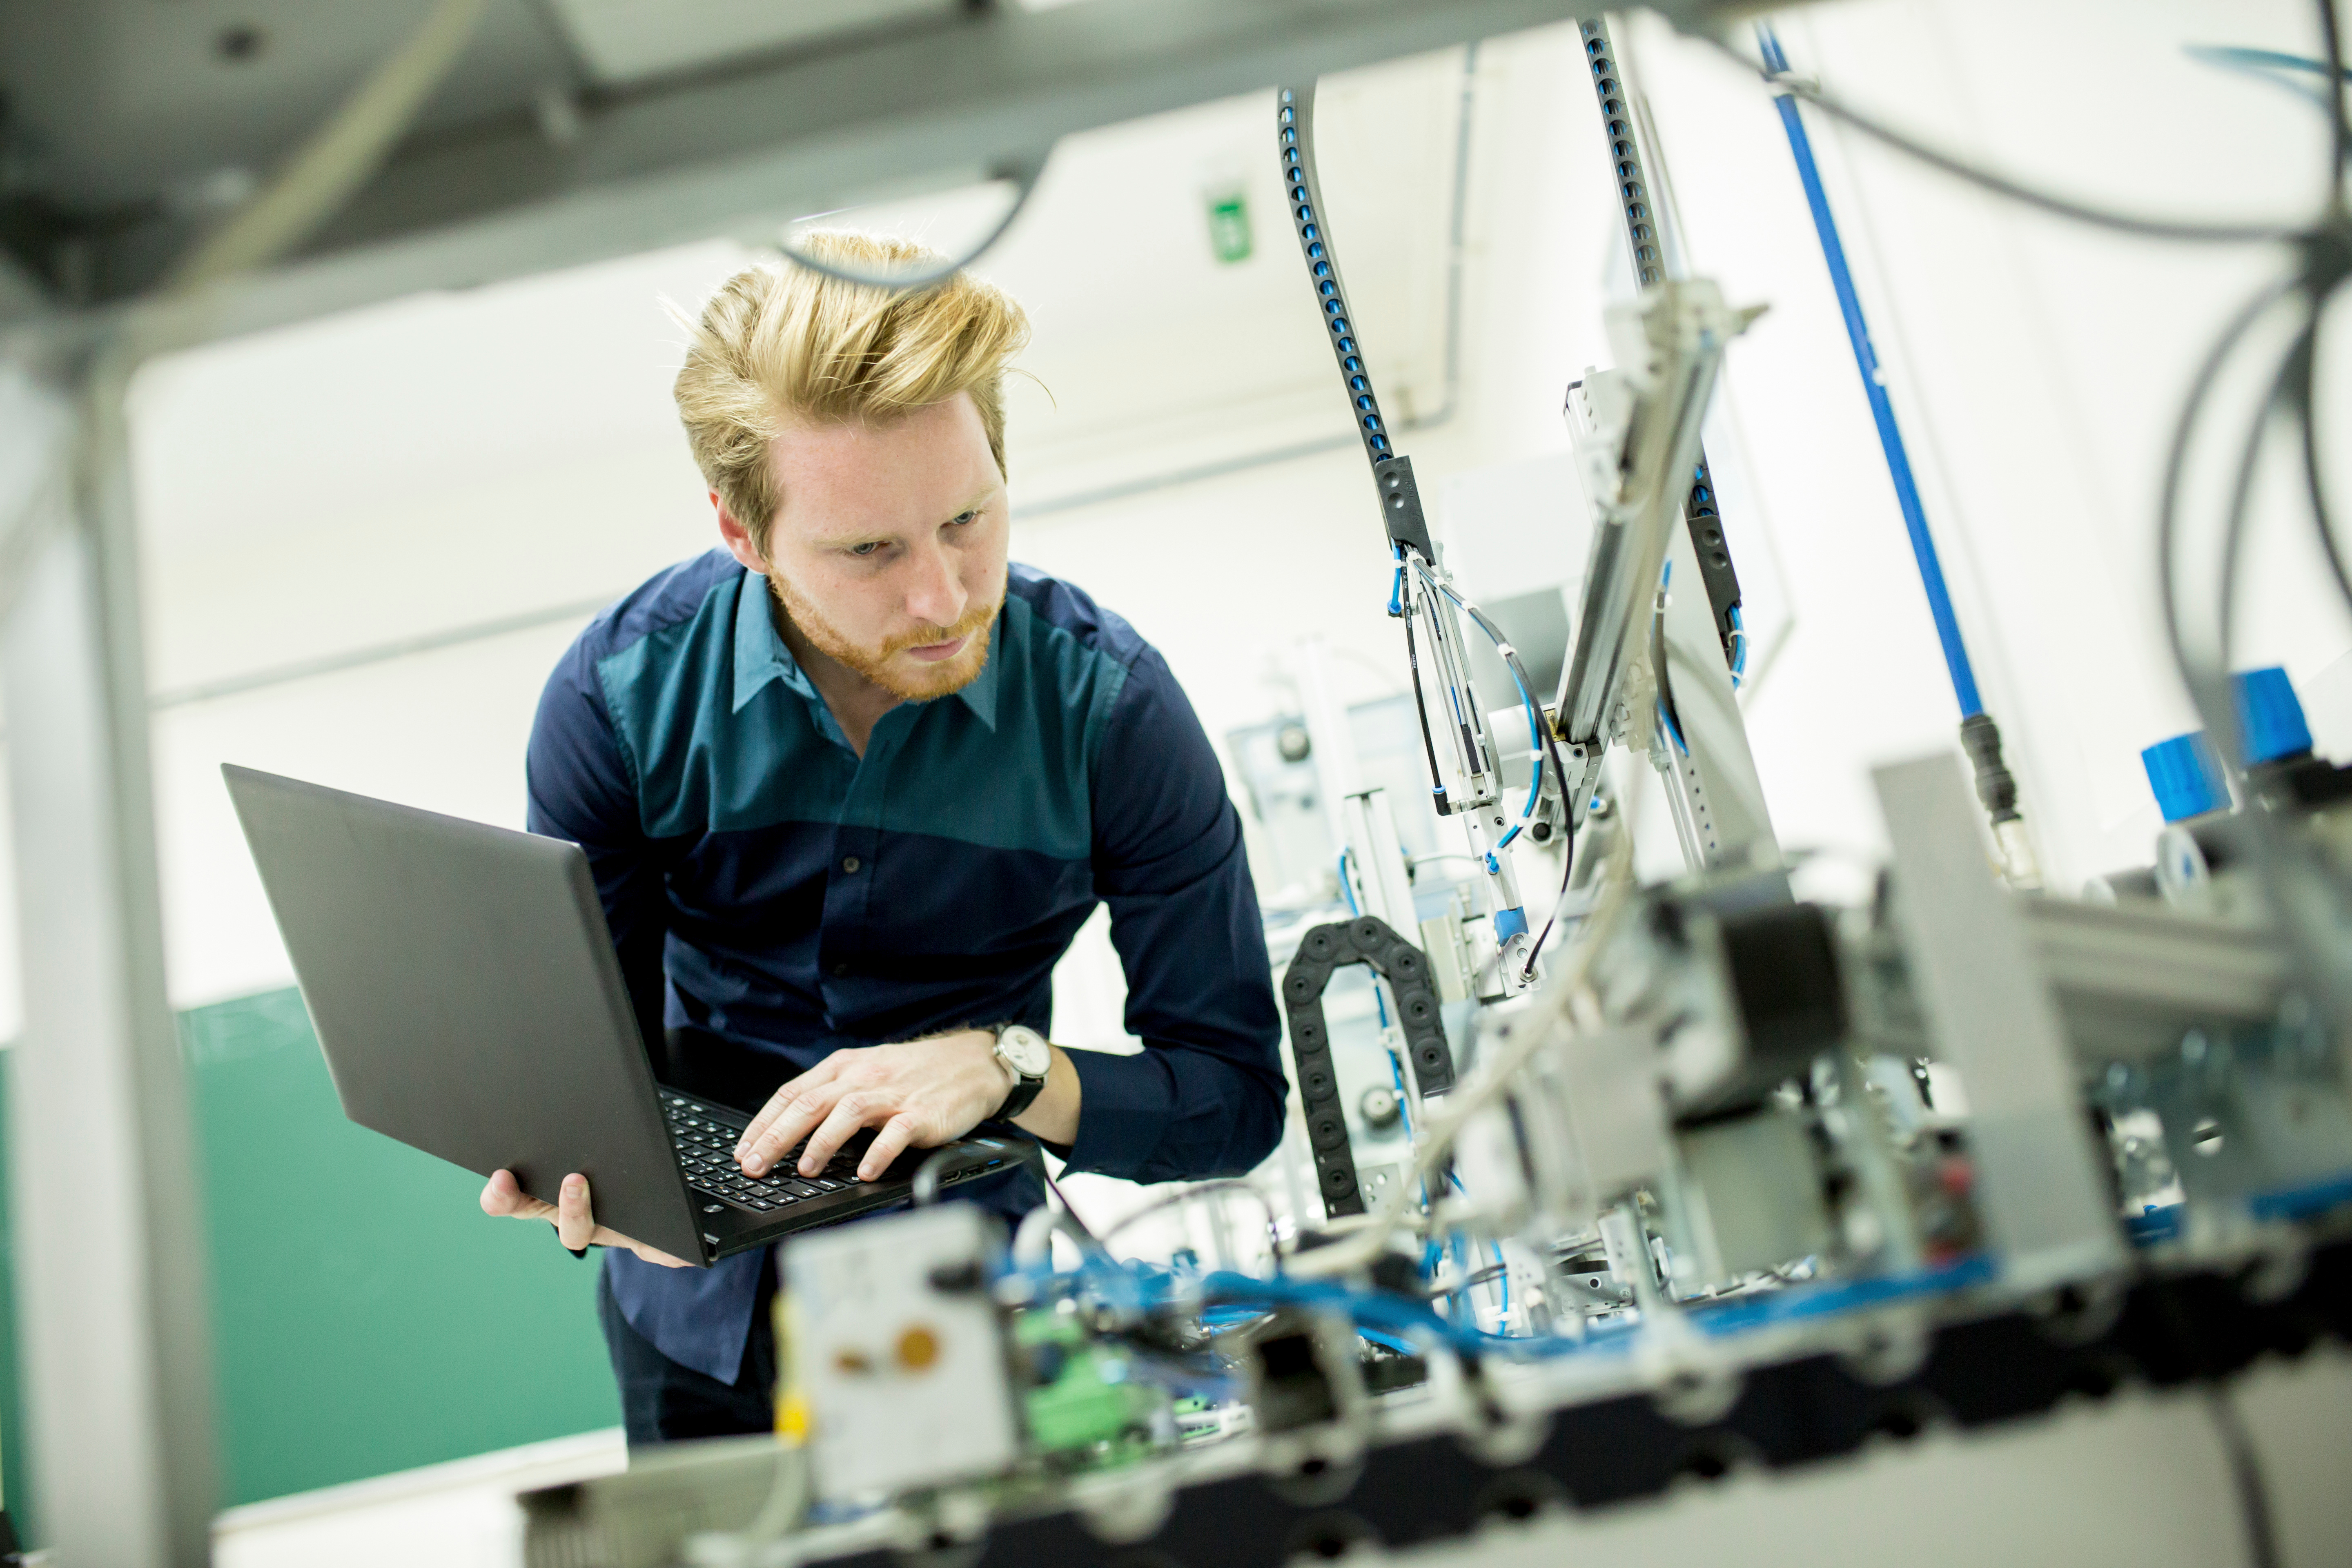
735;1076;805;1159
612;1235;696;1269
856;1112;923;1183
799;1091;882;1178
483;1169;555;1222
743;1080;842;1176
555;1173;597;1251
736;1061;838;1162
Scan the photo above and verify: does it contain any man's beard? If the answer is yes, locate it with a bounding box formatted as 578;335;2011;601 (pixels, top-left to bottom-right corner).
767;572;1000;702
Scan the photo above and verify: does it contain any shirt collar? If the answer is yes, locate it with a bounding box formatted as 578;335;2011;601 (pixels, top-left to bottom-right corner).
732;571;816;713
953;603;1002;731
731;567;1002;731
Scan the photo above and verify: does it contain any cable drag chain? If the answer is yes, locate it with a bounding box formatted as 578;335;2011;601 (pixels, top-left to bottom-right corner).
1281;915;1457;1220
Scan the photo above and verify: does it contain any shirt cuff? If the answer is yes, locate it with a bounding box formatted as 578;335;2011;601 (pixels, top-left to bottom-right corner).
1060;1047;1176;1180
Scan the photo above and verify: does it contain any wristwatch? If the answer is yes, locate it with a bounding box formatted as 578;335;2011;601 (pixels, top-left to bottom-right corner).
990;1023;1051;1120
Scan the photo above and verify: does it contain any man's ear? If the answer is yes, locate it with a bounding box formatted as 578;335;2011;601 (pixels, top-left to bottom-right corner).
713;490;771;574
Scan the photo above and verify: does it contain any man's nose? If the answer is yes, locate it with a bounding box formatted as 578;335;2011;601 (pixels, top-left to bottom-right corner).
903;539;967;629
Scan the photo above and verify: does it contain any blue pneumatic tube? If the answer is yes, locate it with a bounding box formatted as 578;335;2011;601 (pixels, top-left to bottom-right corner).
1757;24;1984;720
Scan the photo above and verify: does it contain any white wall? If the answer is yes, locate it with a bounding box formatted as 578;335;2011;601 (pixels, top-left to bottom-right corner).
1621;0;2352;886
4;3;2344;1051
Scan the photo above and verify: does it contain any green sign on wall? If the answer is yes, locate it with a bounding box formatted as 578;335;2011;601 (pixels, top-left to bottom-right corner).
1205;188;1253;265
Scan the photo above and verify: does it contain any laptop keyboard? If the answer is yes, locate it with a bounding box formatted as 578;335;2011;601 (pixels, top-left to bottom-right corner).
663;1093;867;1215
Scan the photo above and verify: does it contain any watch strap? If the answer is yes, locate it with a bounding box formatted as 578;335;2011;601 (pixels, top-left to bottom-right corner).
998;1071;1046;1120
992;1023;1048;1120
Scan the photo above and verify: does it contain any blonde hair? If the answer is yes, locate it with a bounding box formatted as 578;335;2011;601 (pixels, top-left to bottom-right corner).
672;232;1031;556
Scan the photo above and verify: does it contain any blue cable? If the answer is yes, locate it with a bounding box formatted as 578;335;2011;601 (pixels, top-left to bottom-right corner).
1007;1254;1992;1366
1437;1170;1510;1331
1727;605;1746;688
2187;43;2352;107
1194;1271;1600;1361
1423;574;1546;843
1654;559;1691;753
1657;699;1688;755
1755;24;1984;721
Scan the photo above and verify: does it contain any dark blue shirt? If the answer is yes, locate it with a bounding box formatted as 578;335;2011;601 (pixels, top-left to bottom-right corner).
526;550;1285;1380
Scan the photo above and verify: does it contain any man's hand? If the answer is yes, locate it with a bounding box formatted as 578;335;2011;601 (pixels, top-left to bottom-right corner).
480;1169;693;1268
735;1029;1013;1182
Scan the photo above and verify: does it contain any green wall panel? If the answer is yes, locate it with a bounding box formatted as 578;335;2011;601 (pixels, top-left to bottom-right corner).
1;987;623;1542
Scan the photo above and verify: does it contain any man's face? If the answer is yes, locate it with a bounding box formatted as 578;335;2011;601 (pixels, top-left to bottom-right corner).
724;393;1009;702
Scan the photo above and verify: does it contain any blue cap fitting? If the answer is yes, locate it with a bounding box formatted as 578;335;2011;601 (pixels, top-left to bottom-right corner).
2232;666;2314;766
1492;906;1529;943
2142;732;2228;823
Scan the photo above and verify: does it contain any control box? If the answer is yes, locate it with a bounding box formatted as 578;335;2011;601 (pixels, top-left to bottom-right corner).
784;1204;1018;1499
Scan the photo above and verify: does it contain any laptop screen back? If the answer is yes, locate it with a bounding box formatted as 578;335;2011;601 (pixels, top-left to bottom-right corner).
223;765;702;1263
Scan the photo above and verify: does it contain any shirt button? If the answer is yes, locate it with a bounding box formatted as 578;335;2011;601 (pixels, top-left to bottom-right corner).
842;855;862;874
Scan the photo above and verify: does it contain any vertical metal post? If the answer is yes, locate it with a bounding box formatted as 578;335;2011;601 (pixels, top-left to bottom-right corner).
1;347;218;1566
1653;521;1777;870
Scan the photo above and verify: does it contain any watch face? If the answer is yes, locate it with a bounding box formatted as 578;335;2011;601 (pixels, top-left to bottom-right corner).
998;1025;1051;1077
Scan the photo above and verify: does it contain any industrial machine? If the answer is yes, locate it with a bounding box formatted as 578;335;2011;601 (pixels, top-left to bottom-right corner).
514;14;2352;1568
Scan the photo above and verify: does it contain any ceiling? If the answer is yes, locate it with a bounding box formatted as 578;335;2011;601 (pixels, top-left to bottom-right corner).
0;0;1579;324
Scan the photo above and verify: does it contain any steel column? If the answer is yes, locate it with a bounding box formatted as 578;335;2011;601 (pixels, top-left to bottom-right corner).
1;349;217;1566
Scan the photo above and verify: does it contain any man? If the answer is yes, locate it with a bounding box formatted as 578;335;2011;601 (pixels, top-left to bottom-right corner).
480;232;1288;1445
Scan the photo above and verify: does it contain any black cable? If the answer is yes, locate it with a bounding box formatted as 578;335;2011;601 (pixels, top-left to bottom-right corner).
2294;308;2352;619
1519;824;1579;980
1100;1180;1285;1271
1401;590;1452;817
2155;243;2352;1044
1418;566;1584;981
2321;0;2351;201
2156;276;2300;710
2206;1384;2284;1568
2147;1277;2281;1568
1423;1263;1508;1299
2216;323;2312;678
1448;589;1573;802
1040;1165;1103;1250
1412;559;1578;869
1706;35;2299;245
910;1148;960;1207
1648;597;1685;754
772;160;1047;294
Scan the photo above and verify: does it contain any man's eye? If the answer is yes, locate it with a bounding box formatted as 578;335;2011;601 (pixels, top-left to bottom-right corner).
947;510;978;527
847;541;884;558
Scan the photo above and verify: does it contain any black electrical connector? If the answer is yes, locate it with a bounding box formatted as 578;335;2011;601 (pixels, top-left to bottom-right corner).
1958;711;2022;826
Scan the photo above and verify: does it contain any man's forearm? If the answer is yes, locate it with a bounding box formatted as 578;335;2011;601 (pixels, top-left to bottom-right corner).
1009;1044;1082;1145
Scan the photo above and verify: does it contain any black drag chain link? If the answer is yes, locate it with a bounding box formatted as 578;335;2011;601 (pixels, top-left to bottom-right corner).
1277;85;1435;563
1577;20;1743;661
1280;916;1458;1220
